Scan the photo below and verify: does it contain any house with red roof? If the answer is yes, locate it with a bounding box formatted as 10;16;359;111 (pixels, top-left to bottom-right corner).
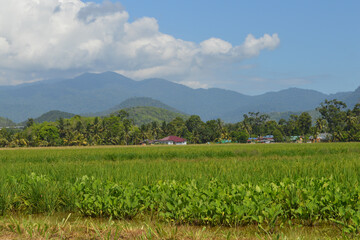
158;136;187;145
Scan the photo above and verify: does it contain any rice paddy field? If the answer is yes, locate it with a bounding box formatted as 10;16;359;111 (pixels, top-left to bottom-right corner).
1;143;360;239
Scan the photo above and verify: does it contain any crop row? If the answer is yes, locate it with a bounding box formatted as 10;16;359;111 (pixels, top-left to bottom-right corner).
2;143;360;190
1;173;360;233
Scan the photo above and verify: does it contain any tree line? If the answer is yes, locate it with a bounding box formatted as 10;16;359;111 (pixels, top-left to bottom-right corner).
0;100;359;147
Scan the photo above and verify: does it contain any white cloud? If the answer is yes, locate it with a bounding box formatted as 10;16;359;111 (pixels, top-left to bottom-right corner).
180;81;209;89
237;34;280;58
200;38;233;55
0;0;280;86
0;37;10;55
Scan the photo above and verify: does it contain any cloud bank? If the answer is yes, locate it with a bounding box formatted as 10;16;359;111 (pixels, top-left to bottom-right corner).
0;0;280;87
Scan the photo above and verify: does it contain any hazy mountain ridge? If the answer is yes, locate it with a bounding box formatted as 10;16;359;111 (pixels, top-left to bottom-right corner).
342;87;360;108
0;72;358;123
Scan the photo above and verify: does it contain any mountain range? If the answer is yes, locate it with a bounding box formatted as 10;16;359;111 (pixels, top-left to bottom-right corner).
0;72;358;123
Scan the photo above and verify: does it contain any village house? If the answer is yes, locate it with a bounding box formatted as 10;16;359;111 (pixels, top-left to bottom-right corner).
247;135;274;144
158;136;187;145
318;133;332;142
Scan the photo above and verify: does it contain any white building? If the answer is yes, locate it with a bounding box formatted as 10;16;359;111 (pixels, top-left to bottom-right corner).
158;136;187;145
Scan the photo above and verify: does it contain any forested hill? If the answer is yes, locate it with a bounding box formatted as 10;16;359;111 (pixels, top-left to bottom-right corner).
26;107;188;127
0;72;358;122
121;106;188;125
95;97;184;116
0;117;16;128
32;110;76;123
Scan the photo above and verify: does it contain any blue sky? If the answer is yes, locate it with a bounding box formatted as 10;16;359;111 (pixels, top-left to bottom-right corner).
85;0;360;94
0;0;358;95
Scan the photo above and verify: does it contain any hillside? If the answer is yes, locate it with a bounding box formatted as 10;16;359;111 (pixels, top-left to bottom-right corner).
118;106;188;126
96;97;184;116
0;117;16;128
267;110;321;123
342;86;360;108
23;107;185;126
33;110;76;123
0;72;358;123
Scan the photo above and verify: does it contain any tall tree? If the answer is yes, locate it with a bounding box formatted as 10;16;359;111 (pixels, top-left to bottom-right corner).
298;112;312;136
242;112;269;137
317;99;347;140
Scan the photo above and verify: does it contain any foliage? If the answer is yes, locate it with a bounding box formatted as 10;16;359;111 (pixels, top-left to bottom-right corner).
267;110;320;123
272;129;284;142
37;124;61;146
1;145;360;233
70;176;360;230
1;99;360;147
298;112;312;135
317;99;347;139
123;106;189;126
230;130;248;143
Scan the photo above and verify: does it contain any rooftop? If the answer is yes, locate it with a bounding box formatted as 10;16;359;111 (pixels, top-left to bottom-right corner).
159;136;186;143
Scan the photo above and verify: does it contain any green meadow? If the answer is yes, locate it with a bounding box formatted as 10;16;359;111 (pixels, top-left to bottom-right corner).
1;143;360;185
1;143;360;239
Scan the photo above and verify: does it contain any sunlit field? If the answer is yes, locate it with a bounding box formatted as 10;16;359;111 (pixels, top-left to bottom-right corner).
1;143;360;239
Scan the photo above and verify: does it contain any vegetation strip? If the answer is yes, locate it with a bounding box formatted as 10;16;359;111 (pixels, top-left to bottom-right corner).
0;174;359;234
0;143;360;238
1;99;360;147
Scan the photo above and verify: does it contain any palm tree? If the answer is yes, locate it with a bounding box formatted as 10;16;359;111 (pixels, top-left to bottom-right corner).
315;119;326;134
151;121;161;140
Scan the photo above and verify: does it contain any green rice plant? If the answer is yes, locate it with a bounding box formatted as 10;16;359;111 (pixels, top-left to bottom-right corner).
1;143;360;233
0;183;7;216
2;173;72;214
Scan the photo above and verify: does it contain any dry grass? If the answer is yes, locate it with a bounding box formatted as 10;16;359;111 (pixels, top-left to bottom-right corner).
0;214;348;240
0;142;194;151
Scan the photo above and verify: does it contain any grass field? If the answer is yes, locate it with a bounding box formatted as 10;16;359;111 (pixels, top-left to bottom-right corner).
1;143;360;239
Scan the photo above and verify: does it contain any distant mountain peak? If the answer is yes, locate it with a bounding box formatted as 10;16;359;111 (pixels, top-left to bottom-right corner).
74;71;131;81
33;110;76;123
94;97;184;116
114;106;188;126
